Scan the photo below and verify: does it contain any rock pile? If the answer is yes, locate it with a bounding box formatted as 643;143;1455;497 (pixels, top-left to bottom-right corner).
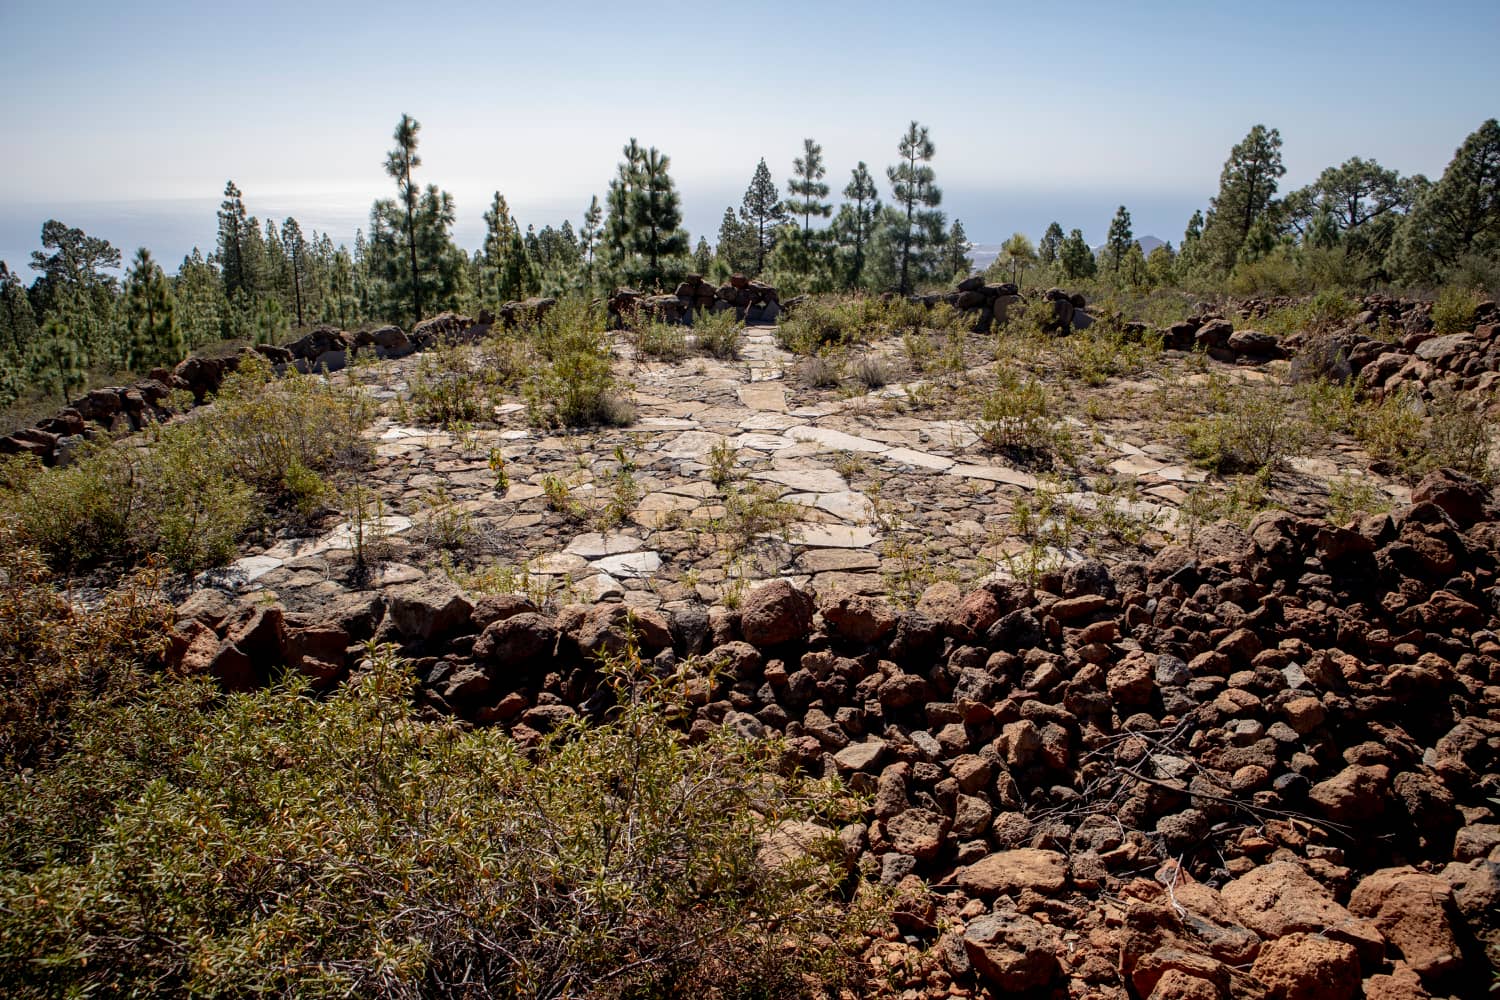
608;274;781;327
167;469;1500;998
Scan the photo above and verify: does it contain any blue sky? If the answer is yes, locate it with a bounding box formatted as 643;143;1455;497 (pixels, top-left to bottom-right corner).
2;0;1497;272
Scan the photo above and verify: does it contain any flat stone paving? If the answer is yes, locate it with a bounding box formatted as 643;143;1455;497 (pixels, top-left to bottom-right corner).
217;326;1410;612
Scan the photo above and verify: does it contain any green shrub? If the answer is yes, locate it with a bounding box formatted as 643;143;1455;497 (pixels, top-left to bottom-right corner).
0;354;371;574
409;341;493;427
633;318;690;361
692;309;744;359
520;298;634;428
1359;385;1495;482
1054;326;1161;386
0;642;874;998
1259;290;1358;337
1181;377;1307;474
976;368;1066;464
0;522;173;770
1430;285;1481;335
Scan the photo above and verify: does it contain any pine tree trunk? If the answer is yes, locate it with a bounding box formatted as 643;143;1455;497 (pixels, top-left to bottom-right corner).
404;168;422;325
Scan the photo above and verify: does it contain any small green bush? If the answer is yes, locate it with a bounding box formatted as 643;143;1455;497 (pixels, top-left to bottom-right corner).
632;318;690;361
409;341;494;427
692;309;744;359
1181;376;1307;474
0;354;371;573
1358;385;1495;482
0;640;874;998
1430;285;1481;335
976;368;1070;465
520;298;634;428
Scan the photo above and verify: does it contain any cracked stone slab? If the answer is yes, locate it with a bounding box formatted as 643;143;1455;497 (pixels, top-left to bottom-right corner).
593;551;662;578
790;523;880;548
946;464;1039;489
750;468;849;493
564;532;645;558
881;447;955;471
785;426;890;454
737;384;788;412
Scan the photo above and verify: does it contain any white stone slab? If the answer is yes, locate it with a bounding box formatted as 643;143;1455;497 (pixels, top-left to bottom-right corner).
881;447;955;471
946;464;1039;489
785;426;890;454
563;532;645;558
593;551;662;578
790;523;880;548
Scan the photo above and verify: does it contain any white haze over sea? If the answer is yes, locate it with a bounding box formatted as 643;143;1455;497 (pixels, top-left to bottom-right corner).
0;187;1202;280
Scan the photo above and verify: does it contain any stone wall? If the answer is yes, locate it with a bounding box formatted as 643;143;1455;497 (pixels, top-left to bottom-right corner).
608;273;781;327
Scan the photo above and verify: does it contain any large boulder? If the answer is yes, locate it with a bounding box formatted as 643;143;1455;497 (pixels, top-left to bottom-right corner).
385;579;474;641
739;580;815;648
1348;867;1462;979
963;911;1061;992
1221;862;1384;962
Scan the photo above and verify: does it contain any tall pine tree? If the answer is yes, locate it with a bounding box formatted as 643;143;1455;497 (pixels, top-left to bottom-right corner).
1200;125;1285;273
886;121;944;294
1104;206;1134;277
122;247;182;371
1389;119;1500;283
739;159;786;276
627;146;689;287
787;139;831;238
1038;222;1064;266
385;114;425;324
833;163;881;288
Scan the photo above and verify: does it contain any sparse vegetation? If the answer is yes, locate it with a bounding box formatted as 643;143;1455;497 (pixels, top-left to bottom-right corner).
0;354;369;573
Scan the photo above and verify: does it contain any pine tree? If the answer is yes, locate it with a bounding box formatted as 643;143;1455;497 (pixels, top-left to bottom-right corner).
1179;210;1206;273
1121;242;1150;288
482;192;516;302
1059;229;1096;281
1146;243;1178;286
0;261;39;361
628;146;689;287
122;248;182;371
716;207;752;275
996;233;1037;285
694;237;713;274
1389;119;1500;283
369;183;464;322
602;139;647;281
34;307;88;403
1200;125;1285;273
886;121;944;294
943;219;973;278
1104;206;1134;277
832;163;881;288
282;217;311;327
385;114;425;324
216;182;252;301
174;249;226;349
739;159;787;276
1038;222;1064;266
579;195;603;271
787;138;831;238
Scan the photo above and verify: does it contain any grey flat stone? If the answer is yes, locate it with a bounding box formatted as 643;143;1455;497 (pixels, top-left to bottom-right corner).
593;551;662;578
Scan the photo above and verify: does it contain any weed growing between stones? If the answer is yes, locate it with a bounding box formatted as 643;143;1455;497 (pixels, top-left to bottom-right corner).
408;340;495;428
974;367;1072;468
690;309;745;360
707;438;739;488
1179;374;1308;475
1326;474;1394;523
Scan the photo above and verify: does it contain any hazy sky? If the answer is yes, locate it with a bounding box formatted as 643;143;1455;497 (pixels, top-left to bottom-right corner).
3;0;1498;272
